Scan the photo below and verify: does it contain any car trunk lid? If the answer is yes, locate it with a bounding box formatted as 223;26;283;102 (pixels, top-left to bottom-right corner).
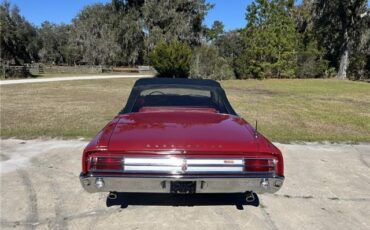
107;109;259;153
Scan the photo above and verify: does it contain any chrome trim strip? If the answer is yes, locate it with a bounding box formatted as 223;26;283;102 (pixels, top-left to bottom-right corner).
88;156;277;174
88;172;276;178
112;171;275;175
89;168;124;173
124;157;244;164
185;166;244;172
124;163;244;167
124;166;245;173
123;157;247;174
80;173;284;194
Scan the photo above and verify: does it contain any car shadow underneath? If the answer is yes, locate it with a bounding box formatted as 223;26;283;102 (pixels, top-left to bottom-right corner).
106;192;260;210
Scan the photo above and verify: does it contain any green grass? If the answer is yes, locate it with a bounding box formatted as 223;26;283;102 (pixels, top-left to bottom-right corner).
223;79;370;142
1;78;369;142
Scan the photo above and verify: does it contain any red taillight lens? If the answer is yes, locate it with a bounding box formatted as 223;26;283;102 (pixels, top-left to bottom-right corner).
89;156;124;172
244;159;275;172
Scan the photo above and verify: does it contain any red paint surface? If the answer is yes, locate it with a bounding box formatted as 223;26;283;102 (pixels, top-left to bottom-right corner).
82;107;284;176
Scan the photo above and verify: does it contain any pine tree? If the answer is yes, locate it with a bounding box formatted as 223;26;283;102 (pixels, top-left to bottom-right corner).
235;0;298;79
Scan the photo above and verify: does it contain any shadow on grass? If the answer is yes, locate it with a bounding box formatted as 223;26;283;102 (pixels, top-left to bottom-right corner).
106;192;260;210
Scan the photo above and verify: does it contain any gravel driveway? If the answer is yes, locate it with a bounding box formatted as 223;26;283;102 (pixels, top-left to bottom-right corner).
1;139;369;230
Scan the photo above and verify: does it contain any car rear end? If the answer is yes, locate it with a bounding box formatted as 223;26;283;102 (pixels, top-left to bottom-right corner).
80;150;284;194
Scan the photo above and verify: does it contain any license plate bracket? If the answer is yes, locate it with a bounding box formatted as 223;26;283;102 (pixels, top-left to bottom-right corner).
170;181;196;194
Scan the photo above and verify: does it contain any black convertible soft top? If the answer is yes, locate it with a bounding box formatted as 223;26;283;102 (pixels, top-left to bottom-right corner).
133;78;221;88
120;78;237;115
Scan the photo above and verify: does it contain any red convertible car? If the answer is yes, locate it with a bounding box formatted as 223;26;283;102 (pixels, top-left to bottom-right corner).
80;78;284;200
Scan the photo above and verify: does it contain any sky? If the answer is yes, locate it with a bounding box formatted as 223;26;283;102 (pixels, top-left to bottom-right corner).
6;0;369;30
205;0;252;30
6;0;253;31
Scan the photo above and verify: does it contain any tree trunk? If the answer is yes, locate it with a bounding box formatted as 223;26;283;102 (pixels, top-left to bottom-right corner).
337;27;350;80
337;48;349;80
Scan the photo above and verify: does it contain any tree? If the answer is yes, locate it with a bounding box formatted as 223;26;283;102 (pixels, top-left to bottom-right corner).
347;12;370;80
142;0;212;50
38;22;73;64
293;0;329;78
111;3;145;66
149;40;192;78
205;20;224;41
69;0;212;66
313;0;368;79
0;1;38;65
214;30;244;76
190;45;234;80
1;0;213;68
235;0;298;79
71;3;120;65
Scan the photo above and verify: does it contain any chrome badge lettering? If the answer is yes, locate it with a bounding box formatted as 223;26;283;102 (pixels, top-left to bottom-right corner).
181;159;188;172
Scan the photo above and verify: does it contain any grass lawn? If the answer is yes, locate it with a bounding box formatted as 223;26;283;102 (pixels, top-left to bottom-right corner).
1;78;369;142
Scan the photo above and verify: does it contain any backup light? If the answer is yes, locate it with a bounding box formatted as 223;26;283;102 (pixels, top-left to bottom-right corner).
261;178;269;189
89;156;124;172
244;159;275;172
95;177;105;189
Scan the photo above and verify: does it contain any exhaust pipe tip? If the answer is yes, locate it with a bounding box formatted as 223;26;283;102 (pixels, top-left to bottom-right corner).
108;192;117;200
245;191;255;202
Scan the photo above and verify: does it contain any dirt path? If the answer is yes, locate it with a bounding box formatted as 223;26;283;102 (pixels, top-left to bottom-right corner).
0;74;153;85
1;139;369;230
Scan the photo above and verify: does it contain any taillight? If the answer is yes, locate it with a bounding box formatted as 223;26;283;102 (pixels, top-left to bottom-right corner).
89;156;124;172
244;159;276;172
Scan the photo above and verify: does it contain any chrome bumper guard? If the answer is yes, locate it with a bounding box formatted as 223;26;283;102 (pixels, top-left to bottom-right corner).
79;174;284;194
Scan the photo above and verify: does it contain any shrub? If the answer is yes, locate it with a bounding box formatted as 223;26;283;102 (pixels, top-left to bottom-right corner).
348;53;370;80
190;45;235;80
295;32;330;78
149;40;192;78
0;65;33;79
296;50;329;78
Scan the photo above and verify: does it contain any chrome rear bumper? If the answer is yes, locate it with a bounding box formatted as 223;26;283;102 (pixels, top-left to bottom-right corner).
79;174;284;194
